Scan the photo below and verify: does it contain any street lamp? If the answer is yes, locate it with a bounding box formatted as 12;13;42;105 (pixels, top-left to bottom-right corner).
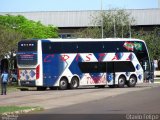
101;0;104;38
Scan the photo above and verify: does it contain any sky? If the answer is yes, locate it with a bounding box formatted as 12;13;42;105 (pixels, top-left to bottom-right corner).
0;0;158;12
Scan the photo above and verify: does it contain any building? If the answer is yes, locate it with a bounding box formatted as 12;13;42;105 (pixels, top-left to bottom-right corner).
0;9;160;38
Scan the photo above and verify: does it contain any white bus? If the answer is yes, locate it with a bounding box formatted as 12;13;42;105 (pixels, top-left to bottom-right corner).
17;38;153;90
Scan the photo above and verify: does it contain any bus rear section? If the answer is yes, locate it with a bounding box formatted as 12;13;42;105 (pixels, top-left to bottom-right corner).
18;65;40;87
17;40;43;88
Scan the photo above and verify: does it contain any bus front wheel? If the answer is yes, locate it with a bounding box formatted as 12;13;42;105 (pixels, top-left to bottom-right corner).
59;78;68;90
70;77;79;89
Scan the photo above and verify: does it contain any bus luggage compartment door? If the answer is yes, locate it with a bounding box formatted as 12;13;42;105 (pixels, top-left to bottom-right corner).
106;62;115;85
107;73;115;85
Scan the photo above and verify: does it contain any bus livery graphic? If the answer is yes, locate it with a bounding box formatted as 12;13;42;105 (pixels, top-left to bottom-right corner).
17;38;153;90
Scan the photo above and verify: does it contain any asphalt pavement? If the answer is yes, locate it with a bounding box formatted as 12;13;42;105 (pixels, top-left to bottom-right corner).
16;84;160;120
0;83;160;120
42;85;160;114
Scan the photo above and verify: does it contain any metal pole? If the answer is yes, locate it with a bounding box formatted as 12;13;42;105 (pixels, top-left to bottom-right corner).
114;16;116;38
101;0;104;38
121;19;123;38
122;25;123;38
129;22;131;38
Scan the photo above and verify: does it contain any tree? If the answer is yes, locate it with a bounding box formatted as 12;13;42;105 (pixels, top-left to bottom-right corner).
76;27;101;38
76;9;134;38
0;15;59;58
133;28;160;60
0;25;22;71
75;8;160;60
0;15;59;71
0;25;22;58
0;14;59;39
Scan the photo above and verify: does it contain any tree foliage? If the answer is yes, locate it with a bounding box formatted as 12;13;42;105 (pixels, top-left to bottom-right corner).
0;25;22;58
0;14;59;39
76;9;134;38
75;8;160;60
0;14;59;60
76;27;101;38
133;28;160;60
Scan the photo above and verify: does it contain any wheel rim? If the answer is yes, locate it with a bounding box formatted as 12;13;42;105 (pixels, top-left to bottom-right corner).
119;78;125;85
60;80;67;87
130;77;136;85
72;79;78;88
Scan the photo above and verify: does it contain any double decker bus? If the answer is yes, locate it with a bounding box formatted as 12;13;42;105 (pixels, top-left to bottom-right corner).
17;38;153;90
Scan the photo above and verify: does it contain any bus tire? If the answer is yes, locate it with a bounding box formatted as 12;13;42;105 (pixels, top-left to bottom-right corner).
118;76;126;88
127;75;137;87
70;77;79;89
59;78;68;90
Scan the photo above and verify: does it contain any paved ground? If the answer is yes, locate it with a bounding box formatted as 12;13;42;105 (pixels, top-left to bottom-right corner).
11;83;160;120
0;83;160;110
43;85;160;114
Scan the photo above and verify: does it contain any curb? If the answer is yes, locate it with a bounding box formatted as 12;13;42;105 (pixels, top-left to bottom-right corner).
154;82;160;83
1;107;43;115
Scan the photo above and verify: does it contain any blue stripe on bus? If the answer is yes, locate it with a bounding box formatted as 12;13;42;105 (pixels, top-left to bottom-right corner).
69;54;84;79
94;53;106;62
42;54;66;86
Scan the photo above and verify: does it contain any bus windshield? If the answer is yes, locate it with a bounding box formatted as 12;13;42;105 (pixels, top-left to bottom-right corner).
17;40;38;65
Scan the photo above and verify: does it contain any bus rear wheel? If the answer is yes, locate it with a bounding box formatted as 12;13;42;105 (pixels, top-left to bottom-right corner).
127;76;137;87
59;78;68;90
118;76;126;88
70;77;79;89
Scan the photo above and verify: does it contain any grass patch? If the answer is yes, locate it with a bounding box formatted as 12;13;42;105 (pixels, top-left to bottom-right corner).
7;85;20;93
0;84;36;93
154;79;160;82
0;106;42;114
0;84;19;94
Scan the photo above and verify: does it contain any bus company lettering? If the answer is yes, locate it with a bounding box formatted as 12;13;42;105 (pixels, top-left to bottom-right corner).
87;76;106;84
43;53;106;62
44;54;54;62
61;54;70;62
43;54;70;62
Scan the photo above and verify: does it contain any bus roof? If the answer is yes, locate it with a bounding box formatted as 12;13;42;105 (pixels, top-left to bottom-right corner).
20;38;145;43
42;38;145;42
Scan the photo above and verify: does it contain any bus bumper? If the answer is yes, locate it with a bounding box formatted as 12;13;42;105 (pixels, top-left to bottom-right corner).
20;80;36;87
